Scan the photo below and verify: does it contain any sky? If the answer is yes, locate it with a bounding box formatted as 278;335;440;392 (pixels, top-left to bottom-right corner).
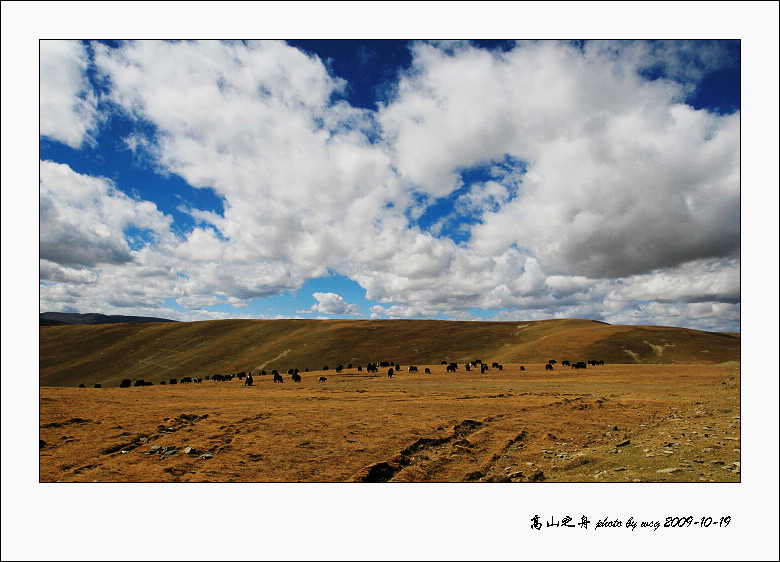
37;38;743;331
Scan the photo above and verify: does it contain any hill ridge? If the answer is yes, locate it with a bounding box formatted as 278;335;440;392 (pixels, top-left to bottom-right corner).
40;312;177;326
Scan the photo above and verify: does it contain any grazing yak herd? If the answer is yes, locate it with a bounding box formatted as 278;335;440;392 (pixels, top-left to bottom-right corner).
101;357;606;389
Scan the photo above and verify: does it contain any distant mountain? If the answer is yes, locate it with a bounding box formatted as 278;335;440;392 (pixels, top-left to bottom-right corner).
40;312;177;326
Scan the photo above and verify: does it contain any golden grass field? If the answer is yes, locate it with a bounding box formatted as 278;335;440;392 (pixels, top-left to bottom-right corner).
39;319;740;483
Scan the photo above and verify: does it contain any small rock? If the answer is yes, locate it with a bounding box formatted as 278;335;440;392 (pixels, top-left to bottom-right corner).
616;439;630;447
183;447;193;454
508;470;524;479
656;467;682;474
150;445;161;452
200;453;213;459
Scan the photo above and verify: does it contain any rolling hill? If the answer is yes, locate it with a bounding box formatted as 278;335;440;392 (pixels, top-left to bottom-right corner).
39;318;740;387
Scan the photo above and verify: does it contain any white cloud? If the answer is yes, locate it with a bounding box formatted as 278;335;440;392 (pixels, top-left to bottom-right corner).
610;259;740;304
39;260;98;285
307;292;359;315
38;256;181;314
39;160;172;268
370;303;441;319
381;40;740;279
602;300;740;333
93;39;400;281
583;40;738;94
39;40;99;148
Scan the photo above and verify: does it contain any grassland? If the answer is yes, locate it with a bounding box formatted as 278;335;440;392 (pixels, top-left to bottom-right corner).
39;319;740;483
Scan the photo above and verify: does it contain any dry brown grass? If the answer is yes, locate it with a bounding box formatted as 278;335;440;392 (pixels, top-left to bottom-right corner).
40;362;740;483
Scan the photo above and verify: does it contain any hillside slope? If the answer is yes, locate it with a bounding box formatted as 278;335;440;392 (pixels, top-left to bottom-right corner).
39;319;740;387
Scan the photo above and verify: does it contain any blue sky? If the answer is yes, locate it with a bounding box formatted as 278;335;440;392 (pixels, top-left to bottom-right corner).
37;38;743;330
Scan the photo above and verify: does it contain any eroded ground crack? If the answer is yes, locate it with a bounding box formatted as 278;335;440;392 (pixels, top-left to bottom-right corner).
351;419;484;482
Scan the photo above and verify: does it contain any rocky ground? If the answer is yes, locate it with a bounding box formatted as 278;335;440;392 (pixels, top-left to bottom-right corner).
39;362;740;483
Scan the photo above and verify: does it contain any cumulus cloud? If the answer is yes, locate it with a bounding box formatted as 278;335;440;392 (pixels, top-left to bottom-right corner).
39;260;98;285
305;292;359;315
602;300;740;333
583;40;739;93
38;255;181;314
610;259;740;304
40;160;173;268
93;40;399;280
381;40;740;279
370;303;442;319
40;40;99;148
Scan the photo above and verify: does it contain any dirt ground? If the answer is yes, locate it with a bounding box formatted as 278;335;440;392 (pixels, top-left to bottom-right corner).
39;362;740;483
